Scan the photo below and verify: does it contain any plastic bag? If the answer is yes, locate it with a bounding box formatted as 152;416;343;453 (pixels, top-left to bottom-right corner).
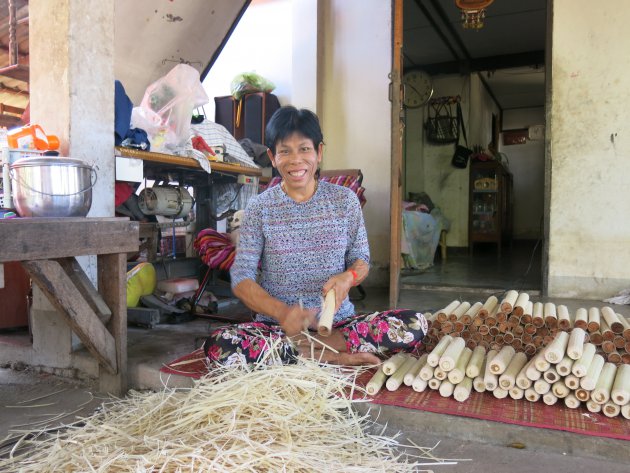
131;64;209;152
230;72;275;101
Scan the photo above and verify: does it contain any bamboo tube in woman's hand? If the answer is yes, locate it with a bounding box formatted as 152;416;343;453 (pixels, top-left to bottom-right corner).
317;289;336;337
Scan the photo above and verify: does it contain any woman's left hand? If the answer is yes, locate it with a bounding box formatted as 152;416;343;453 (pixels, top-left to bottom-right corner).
322;271;354;312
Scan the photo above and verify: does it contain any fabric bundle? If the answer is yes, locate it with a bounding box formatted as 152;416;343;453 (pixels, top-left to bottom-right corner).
193;228;236;270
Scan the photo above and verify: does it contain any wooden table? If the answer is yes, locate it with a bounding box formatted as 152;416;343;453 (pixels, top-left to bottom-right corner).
0;217;138;395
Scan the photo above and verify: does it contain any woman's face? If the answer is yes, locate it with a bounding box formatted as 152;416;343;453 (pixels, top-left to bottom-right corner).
269;133;323;192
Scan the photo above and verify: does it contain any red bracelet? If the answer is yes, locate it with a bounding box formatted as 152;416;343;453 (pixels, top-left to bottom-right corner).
349;269;359;286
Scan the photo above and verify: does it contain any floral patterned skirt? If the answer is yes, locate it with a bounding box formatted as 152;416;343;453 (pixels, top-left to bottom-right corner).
203;309;428;366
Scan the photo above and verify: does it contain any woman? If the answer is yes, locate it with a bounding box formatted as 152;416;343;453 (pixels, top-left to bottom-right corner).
204;106;427;366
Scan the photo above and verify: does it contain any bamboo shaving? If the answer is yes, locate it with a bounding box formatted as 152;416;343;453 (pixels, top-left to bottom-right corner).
0;358;438;472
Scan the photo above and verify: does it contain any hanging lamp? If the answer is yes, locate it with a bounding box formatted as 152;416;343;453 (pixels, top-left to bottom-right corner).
455;0;495;29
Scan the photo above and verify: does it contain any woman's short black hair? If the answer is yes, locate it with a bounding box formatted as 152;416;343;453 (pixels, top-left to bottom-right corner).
265;106;323;154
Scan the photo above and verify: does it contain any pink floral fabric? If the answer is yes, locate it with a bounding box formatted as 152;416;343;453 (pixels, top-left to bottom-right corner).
203;309;427;365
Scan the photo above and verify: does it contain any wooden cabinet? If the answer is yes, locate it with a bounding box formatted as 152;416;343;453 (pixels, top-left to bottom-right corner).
468;160;513;255
214;92;280;145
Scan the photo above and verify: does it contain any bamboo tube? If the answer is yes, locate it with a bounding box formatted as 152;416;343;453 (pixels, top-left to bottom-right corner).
607;351;622;364
589;329;602;346
382;352;408;376
567;327;586;360
483;349;499;391
403;354;428;386
419;363;434;382
412;374;429;393
317;289;336;336
473;375;486;393
533;345;552;372
571;343;596;377
586;400;602;414
601;306;624;334
509;386;524;400
556;356;574;377
611;364;630;406
478;325;490;336
489;345;516;375
601;339;616;354
544;331;569;363
366;368;388;395
551;380;570;398
543;302;557;328
564;393;581;409
621;352;630;365
543;367;560;384
500;290;519;313
613;336;625;349
587;307;601;333
462;301;483;325
439;337;466;372
622;403;630;420
512;292;529;317
522;301;534;325
428;378;442;390
603;401;620;418
386;356;417;391
493;387;509;399
479;295;499;318
434;366;447;381
534;379;550;395
451;301;471;321
465;346;486;379
526;355;543;381
600;319;614;341
525;387;540;402
437;300;461;323
575;388;590;402
543;392;558;405
579;353;605;391
451;376;473;402
426;335;453;367
448;347;472;384
532;302;544;328
591;362;617;405
574;308;588;330
524;343;537;357
516;359;534;389
617;313;630;340
564;374;580;390
498;352;527;390
557;305;571;331
486;305;499;327
503;332;514;344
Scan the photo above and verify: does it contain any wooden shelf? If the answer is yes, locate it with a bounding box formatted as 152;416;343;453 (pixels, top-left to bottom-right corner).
0;64;29;82
115;146;262;177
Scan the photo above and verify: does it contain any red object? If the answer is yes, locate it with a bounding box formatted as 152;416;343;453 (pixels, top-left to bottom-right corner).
115;181;134;206
191;135;215;155
349;269;359;286
0;262;30;329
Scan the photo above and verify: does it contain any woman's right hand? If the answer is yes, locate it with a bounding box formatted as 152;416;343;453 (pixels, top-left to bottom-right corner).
279;304;318;337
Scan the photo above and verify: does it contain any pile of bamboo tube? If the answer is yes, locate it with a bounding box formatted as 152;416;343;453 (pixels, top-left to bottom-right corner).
366;291;630;419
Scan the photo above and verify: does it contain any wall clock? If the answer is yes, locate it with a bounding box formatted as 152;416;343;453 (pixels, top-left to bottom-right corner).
402;70;433;108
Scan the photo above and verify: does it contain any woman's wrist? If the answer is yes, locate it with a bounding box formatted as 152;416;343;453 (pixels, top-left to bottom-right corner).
347;269;359;286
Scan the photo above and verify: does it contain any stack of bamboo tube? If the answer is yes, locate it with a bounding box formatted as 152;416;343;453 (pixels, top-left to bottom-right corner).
422;293;630;365
367;291;630;419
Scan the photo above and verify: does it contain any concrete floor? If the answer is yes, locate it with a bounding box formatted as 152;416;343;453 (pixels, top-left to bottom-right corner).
1;258;629;469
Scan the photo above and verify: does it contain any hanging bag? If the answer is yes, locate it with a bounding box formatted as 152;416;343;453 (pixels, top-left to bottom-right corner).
425;100;458;144
451;102;473;168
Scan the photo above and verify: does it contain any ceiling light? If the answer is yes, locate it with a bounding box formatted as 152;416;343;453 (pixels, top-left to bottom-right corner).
455;0;494;29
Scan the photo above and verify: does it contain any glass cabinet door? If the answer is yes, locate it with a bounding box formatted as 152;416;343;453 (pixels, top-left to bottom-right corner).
471;167;498;234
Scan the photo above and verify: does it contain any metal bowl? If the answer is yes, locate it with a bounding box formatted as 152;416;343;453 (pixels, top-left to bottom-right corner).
10;157;96;217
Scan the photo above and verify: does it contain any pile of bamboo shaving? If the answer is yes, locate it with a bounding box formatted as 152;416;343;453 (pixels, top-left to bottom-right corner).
0;357;444;472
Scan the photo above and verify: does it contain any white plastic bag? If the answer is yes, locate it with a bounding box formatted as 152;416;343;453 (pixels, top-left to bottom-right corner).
131;64;209;153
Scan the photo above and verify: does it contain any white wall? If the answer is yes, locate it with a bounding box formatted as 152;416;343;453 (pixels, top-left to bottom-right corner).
548;0;630;297
202;0;293;120
319;0;392;282
500;107;545;239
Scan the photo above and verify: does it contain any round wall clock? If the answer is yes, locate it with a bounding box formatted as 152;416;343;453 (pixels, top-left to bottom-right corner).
402;70;433;108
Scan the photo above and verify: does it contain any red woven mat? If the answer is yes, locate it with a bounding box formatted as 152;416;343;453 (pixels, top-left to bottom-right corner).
355;372;630;441
160;356;629;440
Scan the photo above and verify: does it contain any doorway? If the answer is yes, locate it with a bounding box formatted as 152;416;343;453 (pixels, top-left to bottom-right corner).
398;0;547;295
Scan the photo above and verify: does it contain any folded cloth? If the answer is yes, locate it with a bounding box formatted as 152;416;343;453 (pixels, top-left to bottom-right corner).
194;228;236;271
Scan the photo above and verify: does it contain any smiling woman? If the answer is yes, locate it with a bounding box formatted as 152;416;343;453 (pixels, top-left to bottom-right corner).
201;106;428;367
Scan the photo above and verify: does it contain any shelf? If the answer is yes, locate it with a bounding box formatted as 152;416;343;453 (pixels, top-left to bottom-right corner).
0;64;29;82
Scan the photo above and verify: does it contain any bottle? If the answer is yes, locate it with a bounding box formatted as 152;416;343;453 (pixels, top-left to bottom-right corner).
7;124;60;151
